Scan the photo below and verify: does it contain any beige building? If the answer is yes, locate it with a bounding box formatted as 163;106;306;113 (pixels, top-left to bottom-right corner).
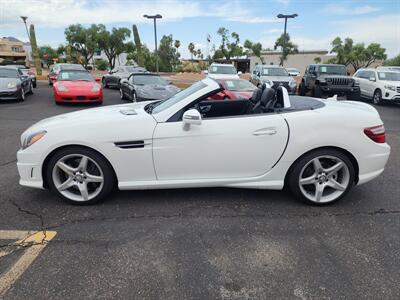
0;37;27;63
250;50;333;74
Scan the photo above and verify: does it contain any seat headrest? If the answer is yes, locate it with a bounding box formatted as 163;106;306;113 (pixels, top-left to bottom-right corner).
250;88;263;104
260;88;276;106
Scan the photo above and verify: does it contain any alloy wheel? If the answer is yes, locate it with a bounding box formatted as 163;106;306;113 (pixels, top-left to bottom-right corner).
52;154;104;202
119;88;124;100
298;155;350;203
373;90;382;105
132;91;137;102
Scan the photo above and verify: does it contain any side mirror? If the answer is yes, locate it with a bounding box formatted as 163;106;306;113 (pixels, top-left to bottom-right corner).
95;77;101;83
50;75;57;82
204;70;209;75
238;71;242;75
182;109;202;129
369;77;376;82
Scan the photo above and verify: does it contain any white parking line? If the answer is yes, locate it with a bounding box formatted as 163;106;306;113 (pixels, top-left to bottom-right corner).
0;230;57;296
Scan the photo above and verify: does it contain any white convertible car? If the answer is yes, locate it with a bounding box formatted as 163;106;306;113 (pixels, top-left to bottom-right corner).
17;78;390;205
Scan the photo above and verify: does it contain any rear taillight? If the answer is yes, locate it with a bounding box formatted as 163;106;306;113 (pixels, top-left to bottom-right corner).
364;125;385;143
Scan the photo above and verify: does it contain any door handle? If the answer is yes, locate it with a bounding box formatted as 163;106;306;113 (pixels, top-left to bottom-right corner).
253;128;277;136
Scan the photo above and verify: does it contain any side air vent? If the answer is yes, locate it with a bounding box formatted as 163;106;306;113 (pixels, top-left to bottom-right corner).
114;140;146;149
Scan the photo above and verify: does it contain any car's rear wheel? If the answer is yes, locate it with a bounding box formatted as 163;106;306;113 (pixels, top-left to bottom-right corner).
373;89;383;105
46;147;115;205
287;149;355;205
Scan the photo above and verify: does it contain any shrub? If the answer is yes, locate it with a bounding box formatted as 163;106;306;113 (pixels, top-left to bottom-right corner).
95;59;109;71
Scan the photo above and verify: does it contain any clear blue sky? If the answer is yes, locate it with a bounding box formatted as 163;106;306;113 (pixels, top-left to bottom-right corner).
1;0;399;58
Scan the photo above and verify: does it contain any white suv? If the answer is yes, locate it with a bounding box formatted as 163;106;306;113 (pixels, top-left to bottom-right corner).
205;63;241;79
353;68;400;105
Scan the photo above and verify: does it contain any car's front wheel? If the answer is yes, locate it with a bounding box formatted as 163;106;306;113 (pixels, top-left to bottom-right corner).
119;88;125;100
287;149;355;205
28;82;34;94
132;91;137;102
19;88;25;101
102;78;108;89
46;147;115;205
373;89;383;105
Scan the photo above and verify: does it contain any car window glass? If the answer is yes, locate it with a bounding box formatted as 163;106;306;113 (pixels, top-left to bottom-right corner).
320;66;327;73
378;71;400;81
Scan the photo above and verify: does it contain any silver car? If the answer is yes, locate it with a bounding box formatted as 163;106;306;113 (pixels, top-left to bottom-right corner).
250;65;297;94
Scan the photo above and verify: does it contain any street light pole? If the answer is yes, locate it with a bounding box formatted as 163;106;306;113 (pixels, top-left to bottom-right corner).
143;14;162;73
277;13;298;66
20;16;30;40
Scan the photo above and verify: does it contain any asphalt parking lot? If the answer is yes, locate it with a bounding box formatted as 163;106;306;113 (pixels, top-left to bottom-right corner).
0;82;399;299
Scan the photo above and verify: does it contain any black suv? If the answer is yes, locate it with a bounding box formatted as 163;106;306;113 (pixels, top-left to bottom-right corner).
299;64;360;100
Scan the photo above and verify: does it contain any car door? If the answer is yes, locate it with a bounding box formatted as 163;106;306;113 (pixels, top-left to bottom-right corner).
307;65;316;89
109;67;120;86
152;113;289;180
364;71;376;97
354;70;367;96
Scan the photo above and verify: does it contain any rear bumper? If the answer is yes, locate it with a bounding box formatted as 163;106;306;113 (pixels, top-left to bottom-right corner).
357;143;391;185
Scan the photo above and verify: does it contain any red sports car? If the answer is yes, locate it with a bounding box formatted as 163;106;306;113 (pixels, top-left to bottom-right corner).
208;78;257;100
53;70;103;104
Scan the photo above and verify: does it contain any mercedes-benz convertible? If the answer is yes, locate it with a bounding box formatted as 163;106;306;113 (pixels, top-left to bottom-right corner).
17;78;390;205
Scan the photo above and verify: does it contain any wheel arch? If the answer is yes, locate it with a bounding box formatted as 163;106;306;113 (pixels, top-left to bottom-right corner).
41;144;118;189
284;146;359;187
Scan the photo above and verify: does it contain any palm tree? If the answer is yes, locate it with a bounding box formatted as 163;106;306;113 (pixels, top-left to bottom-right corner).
188;42;195;61
174;40;181;54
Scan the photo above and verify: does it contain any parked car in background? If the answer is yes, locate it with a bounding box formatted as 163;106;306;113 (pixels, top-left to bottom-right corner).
205;63;241;79
119;72;179;102
102;66;147;89
208;79;257;100
53;70;103;104
299;64;360;100
0;66;33;101
17;78;390;205
5;65;36;88
48;63;86;85
353;68;400;105
250;65;297;94
377;66;400;73
286;67;300;77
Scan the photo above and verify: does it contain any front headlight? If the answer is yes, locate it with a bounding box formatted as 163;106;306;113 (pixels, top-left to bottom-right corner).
57;85;68;92
289;80;297;87
384;85;396;91
22;130;47;149
91;83;101;92
7;82;17;89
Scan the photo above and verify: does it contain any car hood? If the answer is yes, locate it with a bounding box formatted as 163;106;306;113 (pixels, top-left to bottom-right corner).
260;76;292;82
25;102;153;133
208;74;240;79
136;84;179;99
56;81;97;90
0;78;19;89
318;74;350;79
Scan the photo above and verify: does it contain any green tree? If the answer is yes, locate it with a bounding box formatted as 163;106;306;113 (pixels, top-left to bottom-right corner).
383;54;400;66
274;33;298;66
329;37;387;71
188;42;195;60
64;24;102;67
98;26;131;69
214;27;243;60
39;46;58;65
244;39;264;64
157;34;180;72
95;59;109;70
314;57;321;64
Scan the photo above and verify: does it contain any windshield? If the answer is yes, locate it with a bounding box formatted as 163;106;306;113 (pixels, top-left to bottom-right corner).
0;68;18;78
378;72;400;81
262;68;288;76
60;64;86;71
57;71;94;81
317;65;346;75
223;80;256;91
209;65;237;74
151;81;206;114
133;75;167;85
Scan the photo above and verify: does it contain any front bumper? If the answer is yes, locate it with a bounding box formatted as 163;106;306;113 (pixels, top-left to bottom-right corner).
382;89;400;102
17;148;44;189
320;85;360;95
54;91;103;103
0;88;22;100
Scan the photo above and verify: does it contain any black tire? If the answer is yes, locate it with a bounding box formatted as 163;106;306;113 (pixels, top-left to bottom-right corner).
119;88;126;100
299;82;307;96
102;78;108;89
28;82;34;95
132;90;137;102
348;90;360;101
372;89;383;105
287;148;355;206
33;81;37;88
312;85;323;98
45;147;116;205
19;88;25;101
